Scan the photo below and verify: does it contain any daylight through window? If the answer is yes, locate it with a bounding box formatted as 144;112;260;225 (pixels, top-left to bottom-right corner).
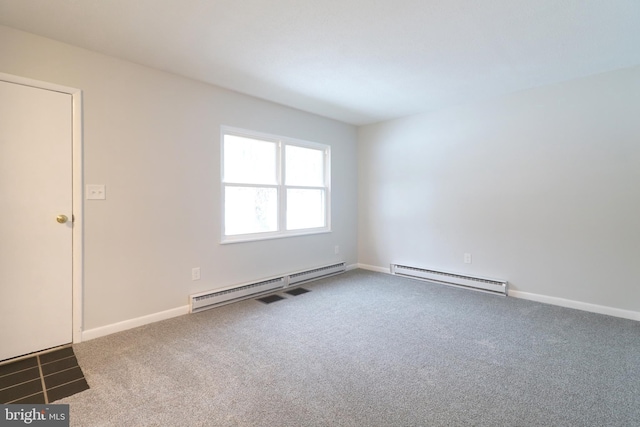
221;128;330;242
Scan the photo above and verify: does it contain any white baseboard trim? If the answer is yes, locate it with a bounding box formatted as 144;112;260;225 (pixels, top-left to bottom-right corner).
81;305;190;342
357;263;391;274
82;263;354;342
358;263;639;322
509;290;640;322
82;263;353;342
79;265;640;342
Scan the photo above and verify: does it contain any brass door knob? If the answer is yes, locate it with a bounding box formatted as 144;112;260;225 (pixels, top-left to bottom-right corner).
56;215;68;224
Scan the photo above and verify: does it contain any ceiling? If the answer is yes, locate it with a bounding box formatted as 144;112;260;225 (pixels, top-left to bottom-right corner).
1;0;639;125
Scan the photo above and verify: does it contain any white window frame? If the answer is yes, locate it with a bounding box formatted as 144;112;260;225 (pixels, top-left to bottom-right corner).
220;126;331;244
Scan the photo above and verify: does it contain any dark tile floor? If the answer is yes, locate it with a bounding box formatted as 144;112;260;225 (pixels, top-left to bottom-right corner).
0;346;89;403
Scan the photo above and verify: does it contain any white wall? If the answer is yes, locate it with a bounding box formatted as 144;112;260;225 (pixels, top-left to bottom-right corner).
0;25;358;332
358;66;640;313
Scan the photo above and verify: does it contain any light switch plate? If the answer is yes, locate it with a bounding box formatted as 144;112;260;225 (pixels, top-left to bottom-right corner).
86;184;106;200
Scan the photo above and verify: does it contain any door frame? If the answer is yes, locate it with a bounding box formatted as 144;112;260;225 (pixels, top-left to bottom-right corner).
0;72;84;344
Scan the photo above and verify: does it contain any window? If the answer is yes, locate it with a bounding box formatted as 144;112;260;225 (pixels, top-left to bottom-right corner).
221;127;330;243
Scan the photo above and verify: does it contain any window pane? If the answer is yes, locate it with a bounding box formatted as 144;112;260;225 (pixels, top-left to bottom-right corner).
224;135;277;184
285;145;324;186
225;186;277;235
286;189;325;230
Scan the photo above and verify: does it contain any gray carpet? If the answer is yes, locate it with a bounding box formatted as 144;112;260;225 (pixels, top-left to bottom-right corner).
62;269;640;426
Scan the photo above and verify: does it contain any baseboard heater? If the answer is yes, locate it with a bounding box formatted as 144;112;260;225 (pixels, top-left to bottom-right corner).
391;264;508;296
190;262;346;313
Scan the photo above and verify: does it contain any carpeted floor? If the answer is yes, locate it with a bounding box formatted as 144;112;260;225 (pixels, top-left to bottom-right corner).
62;269;640;426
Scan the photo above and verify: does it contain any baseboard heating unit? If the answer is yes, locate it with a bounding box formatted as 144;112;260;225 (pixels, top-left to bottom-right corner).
391;264;508;296
190;262;346;313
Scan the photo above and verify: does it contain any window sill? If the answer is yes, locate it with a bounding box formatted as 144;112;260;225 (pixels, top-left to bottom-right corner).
220;228;331;245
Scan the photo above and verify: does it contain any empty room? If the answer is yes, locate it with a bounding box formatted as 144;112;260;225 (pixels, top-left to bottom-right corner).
0;0;639;426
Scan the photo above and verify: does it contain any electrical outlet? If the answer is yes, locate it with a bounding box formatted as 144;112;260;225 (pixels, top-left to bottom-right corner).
191;267;201;281
464;253;472;264
334;245;340;255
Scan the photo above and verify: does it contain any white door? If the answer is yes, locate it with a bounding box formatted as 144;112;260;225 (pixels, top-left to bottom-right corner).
0;79;73;361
